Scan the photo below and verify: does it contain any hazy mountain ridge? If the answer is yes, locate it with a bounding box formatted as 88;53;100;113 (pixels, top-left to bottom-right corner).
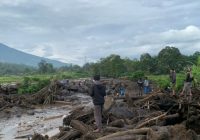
0;43;68;67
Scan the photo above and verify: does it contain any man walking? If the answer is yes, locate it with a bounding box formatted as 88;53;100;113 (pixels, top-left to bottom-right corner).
90;75;106;132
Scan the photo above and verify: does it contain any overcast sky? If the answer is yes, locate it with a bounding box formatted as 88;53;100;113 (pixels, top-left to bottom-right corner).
0;0;200;65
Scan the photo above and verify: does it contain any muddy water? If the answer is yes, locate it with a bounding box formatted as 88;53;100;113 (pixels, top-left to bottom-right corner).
0;93;92;140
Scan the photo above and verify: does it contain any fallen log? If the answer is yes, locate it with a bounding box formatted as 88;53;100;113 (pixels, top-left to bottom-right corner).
162;113;179;120
0;105;9;111
135;92;163;106
43;115;63;121
96;128;150;140
58;130;81;140
83;133;99;140
135;113;167;129
53;101;72;105
114;96;126;100
75;110;93;123
32;133;48;140
14;134;32;139
104;127;127;133
97;135;146;140
136;105;175;129
70;120;91;135
130;96;144;100
109;119;125;128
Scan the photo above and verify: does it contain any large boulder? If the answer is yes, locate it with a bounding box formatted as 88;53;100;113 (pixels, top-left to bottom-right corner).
109;102;134;119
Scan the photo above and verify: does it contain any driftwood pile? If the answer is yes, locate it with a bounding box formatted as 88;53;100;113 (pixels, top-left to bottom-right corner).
33;87;200;140
1;78;200;139
0;79;91;112
0;83;19;94
0;78;131;116
0;81;56;112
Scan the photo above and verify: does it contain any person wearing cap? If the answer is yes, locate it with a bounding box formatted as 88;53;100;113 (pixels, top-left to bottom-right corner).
90;75;106;132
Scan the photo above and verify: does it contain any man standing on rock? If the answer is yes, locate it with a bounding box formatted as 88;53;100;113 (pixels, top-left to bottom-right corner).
169;69;176;95
90;75;106;132
137;78;143;96
143;77;150;94
180;67;193;97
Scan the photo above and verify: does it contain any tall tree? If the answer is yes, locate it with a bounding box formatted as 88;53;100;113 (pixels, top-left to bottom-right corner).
99;54;125;77
157;46;183;73
38;60;55;73
140;53;153;73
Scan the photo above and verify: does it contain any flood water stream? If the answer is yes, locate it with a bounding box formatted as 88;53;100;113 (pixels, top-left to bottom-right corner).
0;93;92;140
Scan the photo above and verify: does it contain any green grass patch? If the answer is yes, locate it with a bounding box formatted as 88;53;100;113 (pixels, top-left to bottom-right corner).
0;71;89;94
125;71;145;81
18;76;51;94
0;75;23;83
55;71;89;79
149;73;185;92
0;71;89;83
192;65;200;87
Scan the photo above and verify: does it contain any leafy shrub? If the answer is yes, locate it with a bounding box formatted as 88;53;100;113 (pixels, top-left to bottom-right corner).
149;75;170;89
149;74;185;92
128;71;145;81
18;77;50;94
175;74;185;91
192;65;200;87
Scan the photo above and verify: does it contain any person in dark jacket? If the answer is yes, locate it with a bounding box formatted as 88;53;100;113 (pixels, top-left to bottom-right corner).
90;75;106;132
169;69;176;95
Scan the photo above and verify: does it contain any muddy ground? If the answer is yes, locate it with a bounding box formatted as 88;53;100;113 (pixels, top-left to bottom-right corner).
0;93;92;140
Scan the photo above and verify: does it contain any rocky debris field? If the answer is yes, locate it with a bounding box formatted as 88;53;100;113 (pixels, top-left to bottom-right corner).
1;78;200;140
40;90;199;140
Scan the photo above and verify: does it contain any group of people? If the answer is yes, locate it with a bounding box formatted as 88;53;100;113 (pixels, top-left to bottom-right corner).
89;68;194;133
169;67;193;97
137;77;151;96
90;75;150;133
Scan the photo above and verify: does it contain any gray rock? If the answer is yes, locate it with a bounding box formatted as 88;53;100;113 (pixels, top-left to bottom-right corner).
27;110;35;116
109;105;134;119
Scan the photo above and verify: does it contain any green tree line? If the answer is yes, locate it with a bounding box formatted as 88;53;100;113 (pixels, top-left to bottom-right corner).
81;46;200;77
0;62;36;75
0;46;199;78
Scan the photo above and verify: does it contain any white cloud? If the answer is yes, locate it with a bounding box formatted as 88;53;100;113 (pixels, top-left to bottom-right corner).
0;0;200;65
161;25;200;42
22;26;51;34
130;25;200;56
0;0;27;6
27;43;54;57
133;25;200;45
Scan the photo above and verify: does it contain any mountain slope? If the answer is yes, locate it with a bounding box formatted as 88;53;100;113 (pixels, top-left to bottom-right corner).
0;43;68;67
